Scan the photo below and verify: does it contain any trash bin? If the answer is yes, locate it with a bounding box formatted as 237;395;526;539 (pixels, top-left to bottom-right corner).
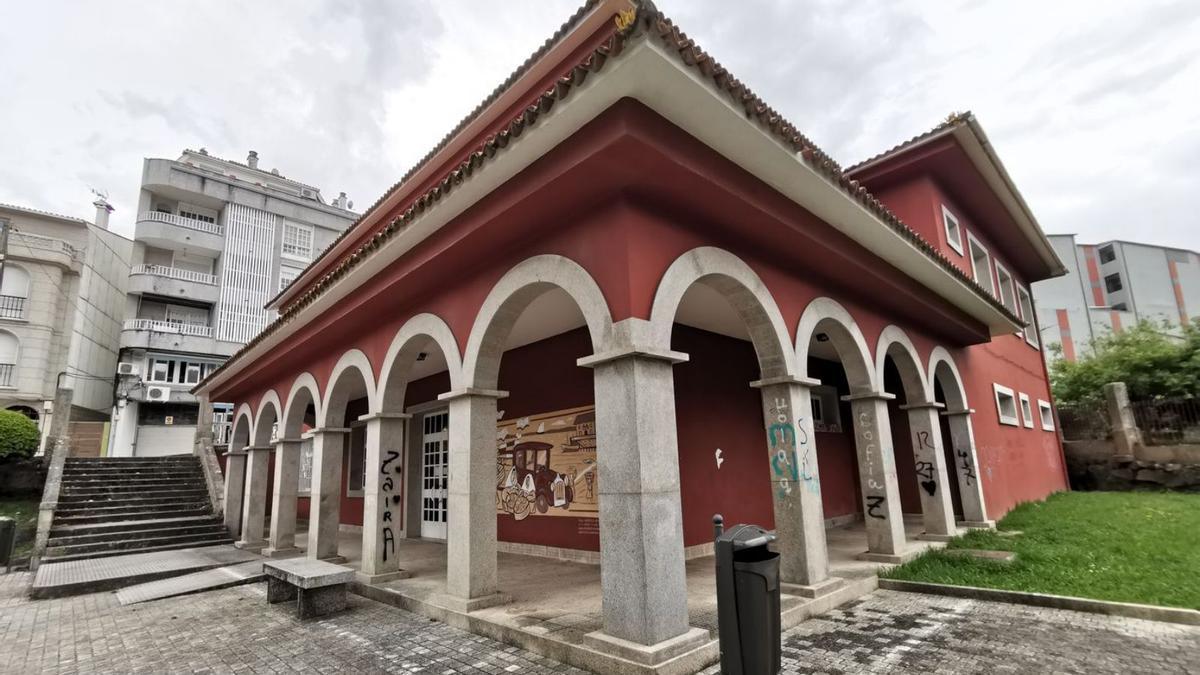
714;515;781;675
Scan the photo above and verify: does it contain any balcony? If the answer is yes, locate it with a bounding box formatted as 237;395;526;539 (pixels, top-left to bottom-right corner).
3;232;81;271
129;264;220;304
135;211;225;253
0;295;25;320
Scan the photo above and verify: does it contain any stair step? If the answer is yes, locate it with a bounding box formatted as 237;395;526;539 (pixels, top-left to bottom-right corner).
52;506;212;525
48;523;228;548
50;515;224;537
58;489;208;502
40;538;237;565
43;531;234;558
65;458;197;466
61;471;204;481
61;483;204;494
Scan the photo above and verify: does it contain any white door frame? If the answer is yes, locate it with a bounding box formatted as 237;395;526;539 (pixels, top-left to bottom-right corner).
418;409;449;540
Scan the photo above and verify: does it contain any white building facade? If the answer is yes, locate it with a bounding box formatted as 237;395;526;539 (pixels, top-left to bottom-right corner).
0;201;133;451
110;150;356;457
1033;234;1200;366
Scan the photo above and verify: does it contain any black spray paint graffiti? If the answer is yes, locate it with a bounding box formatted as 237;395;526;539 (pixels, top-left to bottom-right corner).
380;449;401;562
857;410;888;520
913;430;938;496
865;495;887;519
957;448;976;487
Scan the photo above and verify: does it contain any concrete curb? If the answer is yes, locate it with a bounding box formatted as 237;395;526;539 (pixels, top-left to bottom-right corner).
878;578;1200;626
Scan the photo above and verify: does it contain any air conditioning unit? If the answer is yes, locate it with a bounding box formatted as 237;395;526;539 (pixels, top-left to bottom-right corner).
145;385;172;402
117;362;140;377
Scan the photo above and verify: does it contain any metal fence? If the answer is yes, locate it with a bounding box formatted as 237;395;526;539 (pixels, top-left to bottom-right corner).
1131;398;1200;445
1057;403;1110;441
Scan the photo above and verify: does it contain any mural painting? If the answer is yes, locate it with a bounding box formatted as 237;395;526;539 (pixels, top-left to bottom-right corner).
496;405;598;521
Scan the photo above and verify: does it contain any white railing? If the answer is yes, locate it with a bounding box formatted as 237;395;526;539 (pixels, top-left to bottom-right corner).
139;211;224;236
213;420;232;446
123;318;214;337
8;232;80;259
132;264;217;285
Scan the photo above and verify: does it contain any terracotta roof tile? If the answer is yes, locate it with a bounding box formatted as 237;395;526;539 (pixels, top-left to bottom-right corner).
844;112;971;174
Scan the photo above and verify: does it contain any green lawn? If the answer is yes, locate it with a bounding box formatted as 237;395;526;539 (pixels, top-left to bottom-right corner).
0;498;40;559
883;491;1200;610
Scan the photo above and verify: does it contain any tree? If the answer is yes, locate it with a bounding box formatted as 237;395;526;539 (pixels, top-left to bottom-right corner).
1050;319;1200;406
0;409;40;459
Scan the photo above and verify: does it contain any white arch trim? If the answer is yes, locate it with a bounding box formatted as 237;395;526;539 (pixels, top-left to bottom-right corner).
927;346;969;409
321;348;379;424
377;313;465;413
231;403;254;449
282;372;322;435
253;389;283;444
462;254;614;388
874;325;931;402
795;297;877;391
648;246;797;378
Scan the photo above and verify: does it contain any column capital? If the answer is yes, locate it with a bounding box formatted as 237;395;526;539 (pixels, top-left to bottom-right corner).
576;346;689;368
436;387;508;402
749;375;821;389
302;427;351;439
941;407;975;416
246;444;274;452
357;412;413;422
899;400;945;411
226;448;249;457
273;437;304;445
840;391;897;402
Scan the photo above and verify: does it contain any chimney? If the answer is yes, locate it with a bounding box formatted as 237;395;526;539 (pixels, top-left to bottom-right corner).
247;150;259;169
334;191;348;209
92;197;113;230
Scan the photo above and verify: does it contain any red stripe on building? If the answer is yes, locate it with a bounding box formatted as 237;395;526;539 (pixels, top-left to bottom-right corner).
1168;259;1188;326
1110;310;1123;333
1055;309;1076;361
1083;245;1105;306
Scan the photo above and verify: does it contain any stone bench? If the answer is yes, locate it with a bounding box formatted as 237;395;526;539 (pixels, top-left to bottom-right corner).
263;558;355;618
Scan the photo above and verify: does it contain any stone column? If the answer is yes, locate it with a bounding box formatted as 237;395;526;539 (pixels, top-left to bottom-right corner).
357;412;412;584
576;345;707;660
1104;382;1142;459
942;409;992;527
222;449;247;537
437;388;509;612
264;438;302;558
899;402;957;540
845;393;908;562
307;428;350;561
751;376;838;596
235;445;272;551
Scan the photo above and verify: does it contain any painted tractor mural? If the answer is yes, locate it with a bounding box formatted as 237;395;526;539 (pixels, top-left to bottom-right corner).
497;441;574;520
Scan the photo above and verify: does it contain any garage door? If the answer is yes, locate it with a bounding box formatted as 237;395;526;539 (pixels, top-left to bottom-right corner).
135;424;196;457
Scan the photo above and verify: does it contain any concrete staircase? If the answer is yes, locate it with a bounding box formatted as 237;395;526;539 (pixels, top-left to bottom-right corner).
42;456;232;564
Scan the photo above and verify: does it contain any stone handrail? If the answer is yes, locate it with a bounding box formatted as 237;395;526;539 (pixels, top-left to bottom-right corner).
132;264;217;285
30;435;70;571
140;210;224;236
123;318;214;337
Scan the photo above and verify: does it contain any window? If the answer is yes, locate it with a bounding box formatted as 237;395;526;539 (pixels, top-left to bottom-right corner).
278;265;303;291
148;358;173;383
346;424;366;497
811;384;842;433
182;362;203;385
1104;273;1123;293
967;233;995;297
1016;286;1039;348
942;205;964;256
1018;393;1034;429
1038;399;1055;431
178;209;215;224
993;384;1019;426
1111;302;1128;311
297;437;314;495
994;262;1017;313
1098;244;1116;264
0;264;30;320
0;330;19;387
281;222;314;261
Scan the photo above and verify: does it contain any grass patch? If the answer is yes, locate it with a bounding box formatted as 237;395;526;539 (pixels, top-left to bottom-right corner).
882;491;1200;610
0;498;40;559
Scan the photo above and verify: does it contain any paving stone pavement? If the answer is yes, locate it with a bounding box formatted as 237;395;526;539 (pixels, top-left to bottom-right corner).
0;572;587;675
702;590;1200;675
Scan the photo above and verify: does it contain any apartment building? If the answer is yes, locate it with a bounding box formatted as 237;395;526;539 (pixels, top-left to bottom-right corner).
0;200;132;454
109;149;356;457
1033;234;1200;364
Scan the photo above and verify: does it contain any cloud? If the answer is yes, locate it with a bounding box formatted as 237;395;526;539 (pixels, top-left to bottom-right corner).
0;0;1196;254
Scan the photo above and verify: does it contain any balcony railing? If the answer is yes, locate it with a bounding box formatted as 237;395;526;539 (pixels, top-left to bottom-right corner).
140;211;224;236
123;318;214;337
0;295;25;320
0;363;13;387
132;264;217;285
7;232;80;260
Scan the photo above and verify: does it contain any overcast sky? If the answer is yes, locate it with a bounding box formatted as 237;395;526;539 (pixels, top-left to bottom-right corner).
2;0;1197;251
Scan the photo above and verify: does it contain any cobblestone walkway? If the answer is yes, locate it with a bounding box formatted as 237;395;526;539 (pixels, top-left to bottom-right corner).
702;590;1200;674
0;572;585;675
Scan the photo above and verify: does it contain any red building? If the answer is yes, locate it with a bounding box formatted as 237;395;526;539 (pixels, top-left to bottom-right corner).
195;0;1067;668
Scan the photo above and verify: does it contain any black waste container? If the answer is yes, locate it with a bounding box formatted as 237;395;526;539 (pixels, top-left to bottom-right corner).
714;517;781;675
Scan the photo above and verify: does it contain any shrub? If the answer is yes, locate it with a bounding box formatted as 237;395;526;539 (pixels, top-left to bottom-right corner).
0;410;40;459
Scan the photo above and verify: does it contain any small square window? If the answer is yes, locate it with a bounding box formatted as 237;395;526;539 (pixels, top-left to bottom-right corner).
1016;286;1039;348
995;262;1017;313
967;233;995;297
1104;273;1123;293
278;265;303;291
942;206;964;256
993;384;1019;426
811;385;842;433
1038;399;1055;431
1098;245;1116;264
1018;393;1034;429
